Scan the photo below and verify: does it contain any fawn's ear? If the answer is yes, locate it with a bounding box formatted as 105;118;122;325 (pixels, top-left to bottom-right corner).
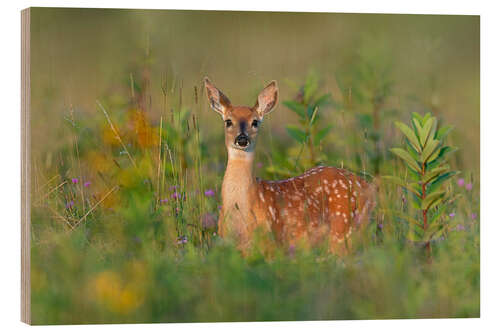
204;77;231;117
256;81;278;118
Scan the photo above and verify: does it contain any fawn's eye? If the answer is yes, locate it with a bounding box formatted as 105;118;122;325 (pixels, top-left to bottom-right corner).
252;120;259;128
225;119;233;128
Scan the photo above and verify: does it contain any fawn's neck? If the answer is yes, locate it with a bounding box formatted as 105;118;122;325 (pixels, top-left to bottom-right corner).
221;149;257;220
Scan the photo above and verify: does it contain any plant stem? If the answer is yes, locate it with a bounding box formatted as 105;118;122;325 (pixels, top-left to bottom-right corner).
308;134;315;165
421;164;432;260
372;99;382;176
96;101;137;169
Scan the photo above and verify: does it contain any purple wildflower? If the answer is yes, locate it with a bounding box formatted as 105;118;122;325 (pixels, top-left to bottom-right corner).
457;178;465;187
204;189;215;197
71;178;79;184
449;212;456;218
177;236;188;245
456;224;465;231
169;185;178;191
84;181;91;187
66;200;74;209
465;183;473;191
171;192;180;199
377;223;384;229
471;213;477;220
256;162;263;169
160;198;168;204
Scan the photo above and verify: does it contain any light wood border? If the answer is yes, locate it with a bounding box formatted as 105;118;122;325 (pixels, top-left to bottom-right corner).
21;7;31;325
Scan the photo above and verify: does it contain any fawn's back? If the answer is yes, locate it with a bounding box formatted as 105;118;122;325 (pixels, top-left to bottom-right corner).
254;166;375;251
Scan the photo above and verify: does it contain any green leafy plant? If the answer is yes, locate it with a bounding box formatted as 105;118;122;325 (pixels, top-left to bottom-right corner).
334;39;397;176
283;71;332;167
384;112;459;257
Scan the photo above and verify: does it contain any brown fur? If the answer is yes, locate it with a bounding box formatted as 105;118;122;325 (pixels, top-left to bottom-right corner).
204;77;375;254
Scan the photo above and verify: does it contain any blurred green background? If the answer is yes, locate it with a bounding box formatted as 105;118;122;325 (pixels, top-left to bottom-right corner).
30;8;479;166
29;8;479;324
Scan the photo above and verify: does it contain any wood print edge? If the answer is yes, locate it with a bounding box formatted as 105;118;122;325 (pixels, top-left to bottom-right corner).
21;7;31;325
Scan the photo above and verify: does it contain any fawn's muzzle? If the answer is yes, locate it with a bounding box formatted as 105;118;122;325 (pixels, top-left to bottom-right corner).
235;134;250;148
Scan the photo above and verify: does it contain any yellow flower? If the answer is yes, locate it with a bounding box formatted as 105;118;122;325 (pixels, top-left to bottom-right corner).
92;269;145;315
87;151;113;174
129;109;159;148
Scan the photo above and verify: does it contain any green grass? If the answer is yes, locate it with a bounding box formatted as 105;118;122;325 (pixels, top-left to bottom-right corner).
30;73;480;323
28;8;479;324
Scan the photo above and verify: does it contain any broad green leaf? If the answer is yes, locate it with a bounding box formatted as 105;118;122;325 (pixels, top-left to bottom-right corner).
413;118;424;142
427;146;458;168
409;182;423;196
411;192;422;208
426;144;442;164
429;203;448;225
412;112;424;126
382;175;421;196
390;148;421;172
427;171;460;194
421;190;446;210
422;113;432;124
427;196;445;211
424;224;445;242
384;209;423;229
426;222;443;235
421;139;440;163
428;117;438;142
422;166;450;183
436;125;453;140
407;163;421;182
304;72;319;103
313;125;333;145
407;225;424;242
285;125;307;143
406;140;420;161
395;121;422;152
419;116;436;147
306;105;314;120
313;93;331;108
283;101;306;119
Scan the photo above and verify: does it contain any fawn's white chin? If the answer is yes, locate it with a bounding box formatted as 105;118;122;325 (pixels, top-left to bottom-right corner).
228;146;254;159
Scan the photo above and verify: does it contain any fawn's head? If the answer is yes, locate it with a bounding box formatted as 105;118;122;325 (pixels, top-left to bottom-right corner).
204;77;278;157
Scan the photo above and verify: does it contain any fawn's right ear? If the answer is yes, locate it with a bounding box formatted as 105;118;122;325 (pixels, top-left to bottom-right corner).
204;77;232;117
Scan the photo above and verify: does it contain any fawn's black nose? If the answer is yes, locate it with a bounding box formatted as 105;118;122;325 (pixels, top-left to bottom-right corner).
235;134;250;148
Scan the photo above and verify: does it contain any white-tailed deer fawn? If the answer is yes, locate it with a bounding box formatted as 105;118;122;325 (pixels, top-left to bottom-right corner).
204;77;375;253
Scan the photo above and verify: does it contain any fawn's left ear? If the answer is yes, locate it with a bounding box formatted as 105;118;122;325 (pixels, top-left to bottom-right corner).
256;81;278;119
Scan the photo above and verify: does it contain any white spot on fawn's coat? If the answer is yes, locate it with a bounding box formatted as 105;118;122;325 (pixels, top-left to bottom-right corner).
268;206;276;220
259;191;265;203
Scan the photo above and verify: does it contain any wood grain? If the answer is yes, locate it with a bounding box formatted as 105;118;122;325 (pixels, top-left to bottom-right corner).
21;7;31;325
